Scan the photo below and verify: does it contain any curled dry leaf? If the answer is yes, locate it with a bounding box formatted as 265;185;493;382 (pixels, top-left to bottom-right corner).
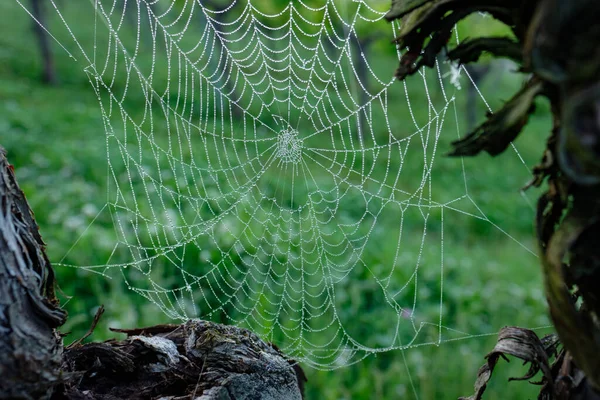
446;37;522;65
385;0;536;156
460;327;558;400
449;78;543;157
386;0;523;80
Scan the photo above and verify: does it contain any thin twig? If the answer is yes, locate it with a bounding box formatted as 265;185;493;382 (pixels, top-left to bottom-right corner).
191;353;208;398
67;305;105;349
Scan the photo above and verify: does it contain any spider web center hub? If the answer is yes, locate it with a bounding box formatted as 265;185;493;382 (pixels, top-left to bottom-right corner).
276;129;303;164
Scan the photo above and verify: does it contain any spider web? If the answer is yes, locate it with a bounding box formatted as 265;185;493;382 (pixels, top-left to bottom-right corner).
20;0;541;369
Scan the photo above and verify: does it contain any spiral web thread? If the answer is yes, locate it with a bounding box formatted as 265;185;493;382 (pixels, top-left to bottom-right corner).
20;0;541;369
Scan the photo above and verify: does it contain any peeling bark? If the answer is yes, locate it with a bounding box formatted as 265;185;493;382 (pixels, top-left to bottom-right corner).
0;147;67;399
60;321;305;400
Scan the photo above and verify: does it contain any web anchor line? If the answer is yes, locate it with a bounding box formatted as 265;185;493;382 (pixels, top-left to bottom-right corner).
34;0;543;370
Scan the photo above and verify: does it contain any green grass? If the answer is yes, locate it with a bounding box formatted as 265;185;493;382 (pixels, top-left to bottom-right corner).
0;2;554;399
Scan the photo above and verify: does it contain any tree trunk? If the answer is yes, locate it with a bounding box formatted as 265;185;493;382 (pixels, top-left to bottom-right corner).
0;147;305;399
31;0;57;84
0;147;66;399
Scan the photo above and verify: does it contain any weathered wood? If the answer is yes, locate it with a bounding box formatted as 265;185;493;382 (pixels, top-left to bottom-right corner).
0;147;67;399
60;321;305;400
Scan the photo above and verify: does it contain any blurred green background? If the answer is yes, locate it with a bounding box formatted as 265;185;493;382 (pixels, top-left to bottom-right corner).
0;1;554;398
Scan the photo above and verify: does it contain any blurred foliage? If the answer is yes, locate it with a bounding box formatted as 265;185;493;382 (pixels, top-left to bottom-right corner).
0;1;555;398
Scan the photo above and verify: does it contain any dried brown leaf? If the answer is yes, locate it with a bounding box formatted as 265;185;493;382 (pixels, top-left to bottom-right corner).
460;327;556;400
388;1;520;80
447;37;522;65
449;77;543;157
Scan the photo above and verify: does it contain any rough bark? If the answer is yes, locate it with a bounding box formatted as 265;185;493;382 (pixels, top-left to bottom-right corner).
0;147;304;399
60;321;306;400
0;147;67;399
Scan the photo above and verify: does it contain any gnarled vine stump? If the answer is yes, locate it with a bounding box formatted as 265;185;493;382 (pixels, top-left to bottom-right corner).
0;147;66;399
